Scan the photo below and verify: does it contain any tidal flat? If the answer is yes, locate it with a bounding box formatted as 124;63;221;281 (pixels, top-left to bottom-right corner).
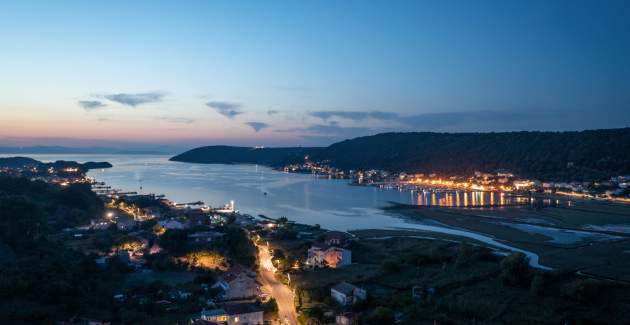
381;198;630;281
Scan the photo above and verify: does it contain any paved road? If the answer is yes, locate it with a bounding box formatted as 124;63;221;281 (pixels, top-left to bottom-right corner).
257;243;298;325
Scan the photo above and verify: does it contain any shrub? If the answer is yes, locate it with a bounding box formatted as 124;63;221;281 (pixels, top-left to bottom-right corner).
530;273;546;296
562;279;609;303
263;298;279;314
364;306;395;325
382;261;401;274
499;252;531;287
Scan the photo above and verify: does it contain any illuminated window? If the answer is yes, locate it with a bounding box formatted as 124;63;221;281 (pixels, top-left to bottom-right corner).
234;316;239;322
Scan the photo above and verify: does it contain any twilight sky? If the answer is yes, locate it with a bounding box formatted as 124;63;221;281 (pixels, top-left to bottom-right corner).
1;0;629;151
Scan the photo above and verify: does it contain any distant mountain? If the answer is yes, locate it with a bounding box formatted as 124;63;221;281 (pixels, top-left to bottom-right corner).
0;146;167;155
169;146;321;166
171;128;630;181
311;128;630;181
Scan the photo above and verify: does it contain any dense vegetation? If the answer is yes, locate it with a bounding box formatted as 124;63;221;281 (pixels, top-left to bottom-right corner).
169;145;320;166
0;176;251;324
0;176;103;231
171;128;630;181
312;128;630;181
0;176;115;323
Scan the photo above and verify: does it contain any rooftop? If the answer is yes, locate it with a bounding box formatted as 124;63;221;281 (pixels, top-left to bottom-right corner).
223;303;263;315
332;282;360;296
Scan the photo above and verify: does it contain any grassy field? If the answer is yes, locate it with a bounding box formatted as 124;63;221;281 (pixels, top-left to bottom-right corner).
290;235;630;324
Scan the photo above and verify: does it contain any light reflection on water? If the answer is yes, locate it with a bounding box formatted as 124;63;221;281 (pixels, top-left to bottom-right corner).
412;190;533;207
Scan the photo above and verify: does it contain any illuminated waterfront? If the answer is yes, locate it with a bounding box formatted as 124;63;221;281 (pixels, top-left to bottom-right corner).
413;190;533;207
5;154;546;229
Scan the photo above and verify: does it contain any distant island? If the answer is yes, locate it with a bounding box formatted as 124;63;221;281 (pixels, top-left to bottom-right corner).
170;145;320;166
0;156;112;172
170;128;630;182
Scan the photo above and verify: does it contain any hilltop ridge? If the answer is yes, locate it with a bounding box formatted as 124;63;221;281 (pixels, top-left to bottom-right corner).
171;128;630;181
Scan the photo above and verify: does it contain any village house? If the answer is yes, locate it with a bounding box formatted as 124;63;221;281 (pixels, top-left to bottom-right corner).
187;209;211;227
192;320;219;325
158;219;187;230
331;282;366;306
306;242;352;268
323;231;352;247
233;214;255;226
142;206;162;219
213;265;260;300
116;217;136;231
200;303;263;325
336;312;360;325
412;285;435;301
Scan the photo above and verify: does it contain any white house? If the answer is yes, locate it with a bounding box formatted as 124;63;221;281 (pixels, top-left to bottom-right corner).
213;265;260;300
201;303;263;325
331;282;366;306
307;243;352;268
158;219;186;230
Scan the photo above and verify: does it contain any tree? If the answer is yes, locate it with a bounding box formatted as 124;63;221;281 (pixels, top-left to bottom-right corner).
262;298;278;314
158;229;188;255
117;236;144;252
364;306;394;324
0;195;46;248
530;274;546;296
185;250;227;270
562;279;609;303
224;226;256;267
499;253;532;287
454;242;474;267
303;306;324;321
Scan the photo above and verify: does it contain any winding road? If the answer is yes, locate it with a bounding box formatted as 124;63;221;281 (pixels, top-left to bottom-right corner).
257;242;298;325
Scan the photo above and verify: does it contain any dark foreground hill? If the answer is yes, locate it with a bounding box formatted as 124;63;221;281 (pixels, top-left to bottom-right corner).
169;145;321;166
171;128;630;181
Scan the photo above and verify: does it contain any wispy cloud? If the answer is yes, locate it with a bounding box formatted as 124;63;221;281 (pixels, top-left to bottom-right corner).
267;110;280;115
278;123;372;140
309;110;399;121
157;116;195;124
206;101;243;119
245;122;269;132
78;100;106;110
104;92;165;107
96;117;118;122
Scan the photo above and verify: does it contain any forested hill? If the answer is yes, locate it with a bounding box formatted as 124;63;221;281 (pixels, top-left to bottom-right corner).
311;128;630;181
169;146;321;166
170;128;630;181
